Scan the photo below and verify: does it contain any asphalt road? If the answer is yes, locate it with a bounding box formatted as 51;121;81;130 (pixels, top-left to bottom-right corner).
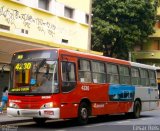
2;109;160;131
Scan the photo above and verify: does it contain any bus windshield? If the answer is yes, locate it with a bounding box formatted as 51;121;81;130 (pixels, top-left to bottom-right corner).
10;60;59;94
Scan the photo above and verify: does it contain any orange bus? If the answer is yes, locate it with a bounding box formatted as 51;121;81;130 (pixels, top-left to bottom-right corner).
7;48;159;125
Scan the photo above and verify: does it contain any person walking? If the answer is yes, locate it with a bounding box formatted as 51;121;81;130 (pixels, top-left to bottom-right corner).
0;86;8;114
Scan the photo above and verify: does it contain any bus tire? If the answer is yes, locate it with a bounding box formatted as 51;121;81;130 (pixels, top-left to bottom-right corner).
133;100;141;118
33;118;47;125
77;102;89;125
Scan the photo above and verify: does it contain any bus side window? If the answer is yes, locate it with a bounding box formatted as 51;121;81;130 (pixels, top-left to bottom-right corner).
119;65;130;85
92;61;106;83
140;69;149;86
149;70;156;86
131;67;140;85
78;59;92;83
61;62;76;92
106;64;119;84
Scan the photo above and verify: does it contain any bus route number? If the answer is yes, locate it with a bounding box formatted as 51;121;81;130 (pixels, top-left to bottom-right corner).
81;86;90;91
15;63;32;70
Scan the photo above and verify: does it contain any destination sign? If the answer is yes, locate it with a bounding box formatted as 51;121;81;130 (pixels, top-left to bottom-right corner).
12;50;57;61
10;87;30;92
15;62;32;70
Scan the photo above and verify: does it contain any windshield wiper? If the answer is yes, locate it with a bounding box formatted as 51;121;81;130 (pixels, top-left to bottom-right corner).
36;59;46;73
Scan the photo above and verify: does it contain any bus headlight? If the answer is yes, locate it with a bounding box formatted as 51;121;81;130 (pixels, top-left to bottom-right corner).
41;102;53;109
9;102;19;109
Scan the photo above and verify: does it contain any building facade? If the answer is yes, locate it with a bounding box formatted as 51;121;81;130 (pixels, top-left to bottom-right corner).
132;6;160;87
0;0;93;63
0;0;94;96
133;7;160;67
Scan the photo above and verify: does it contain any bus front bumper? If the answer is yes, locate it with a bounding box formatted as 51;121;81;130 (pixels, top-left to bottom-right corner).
7;107;60;119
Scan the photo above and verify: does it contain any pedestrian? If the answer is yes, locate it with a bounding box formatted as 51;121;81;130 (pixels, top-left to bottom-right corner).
0;86;8;114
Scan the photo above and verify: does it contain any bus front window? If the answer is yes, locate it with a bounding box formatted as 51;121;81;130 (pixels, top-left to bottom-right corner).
11;60;59;94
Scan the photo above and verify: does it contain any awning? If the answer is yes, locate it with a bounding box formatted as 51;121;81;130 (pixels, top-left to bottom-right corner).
0;36;49;63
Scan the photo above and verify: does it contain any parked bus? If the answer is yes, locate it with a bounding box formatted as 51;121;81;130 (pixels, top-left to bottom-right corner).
7;48;159;125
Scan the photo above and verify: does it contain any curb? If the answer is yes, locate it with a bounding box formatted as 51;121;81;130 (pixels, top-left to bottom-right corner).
0;112;33;125
0;119;33;125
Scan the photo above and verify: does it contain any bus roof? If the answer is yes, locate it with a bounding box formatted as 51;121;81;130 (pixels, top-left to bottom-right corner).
58;48;130;65
13;48;158;69
130;62;157;70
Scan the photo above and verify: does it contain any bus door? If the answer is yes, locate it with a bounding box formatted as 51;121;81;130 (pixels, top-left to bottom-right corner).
60;55;78;118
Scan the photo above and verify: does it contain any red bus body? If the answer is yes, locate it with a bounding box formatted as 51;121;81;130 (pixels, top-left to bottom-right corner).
7;48;158;124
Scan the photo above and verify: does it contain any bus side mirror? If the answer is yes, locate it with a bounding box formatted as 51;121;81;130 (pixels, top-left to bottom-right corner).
1;65;5;78
1;64;10;78
1;70;4;78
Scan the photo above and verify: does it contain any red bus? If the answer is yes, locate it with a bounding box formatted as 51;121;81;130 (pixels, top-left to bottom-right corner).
7;48;159;125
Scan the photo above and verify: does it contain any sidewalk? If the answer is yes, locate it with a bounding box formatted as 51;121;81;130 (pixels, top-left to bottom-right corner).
0;110;33;124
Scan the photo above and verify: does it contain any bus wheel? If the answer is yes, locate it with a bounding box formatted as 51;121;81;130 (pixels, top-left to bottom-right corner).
33;118;47;125
133;100;141;118
77;102;89;125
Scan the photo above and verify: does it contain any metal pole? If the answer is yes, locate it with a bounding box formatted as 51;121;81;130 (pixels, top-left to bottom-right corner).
129;52;131;61
87;0;92;50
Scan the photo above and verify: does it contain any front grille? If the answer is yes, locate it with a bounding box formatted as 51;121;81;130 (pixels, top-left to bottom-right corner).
21;110;38;116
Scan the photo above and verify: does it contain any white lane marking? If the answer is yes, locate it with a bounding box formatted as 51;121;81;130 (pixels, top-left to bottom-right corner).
85;123;108;128
7;122;35;126
5;119;64;126
85;120;131;128
140;118;153;121
55;130;66;131
117;120;131;124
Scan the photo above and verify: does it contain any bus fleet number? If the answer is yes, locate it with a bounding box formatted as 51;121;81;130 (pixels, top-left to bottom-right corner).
81;86;90;91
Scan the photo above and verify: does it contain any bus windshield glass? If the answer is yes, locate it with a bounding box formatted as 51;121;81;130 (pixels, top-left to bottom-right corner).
10;50;59;94
10;60;58;94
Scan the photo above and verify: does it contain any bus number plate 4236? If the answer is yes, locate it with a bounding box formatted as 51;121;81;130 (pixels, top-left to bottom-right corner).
81;86;90;91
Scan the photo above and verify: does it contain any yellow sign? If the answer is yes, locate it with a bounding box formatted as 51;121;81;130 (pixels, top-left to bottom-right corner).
11;87;30;92
15;62;32;70
17;55;23;60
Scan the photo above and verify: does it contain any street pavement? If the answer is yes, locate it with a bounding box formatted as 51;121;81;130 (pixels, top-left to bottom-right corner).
0;110;33;124
3;109;160;131
0;102;160;125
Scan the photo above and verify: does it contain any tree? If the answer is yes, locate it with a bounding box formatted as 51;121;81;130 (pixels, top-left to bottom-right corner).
91;0;157;60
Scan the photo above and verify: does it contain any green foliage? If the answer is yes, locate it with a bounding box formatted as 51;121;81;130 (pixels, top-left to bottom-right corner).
91;0;157;60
